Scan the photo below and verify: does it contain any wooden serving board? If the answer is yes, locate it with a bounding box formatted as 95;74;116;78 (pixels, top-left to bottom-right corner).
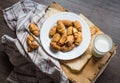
47;2;117;83
60;14;117;83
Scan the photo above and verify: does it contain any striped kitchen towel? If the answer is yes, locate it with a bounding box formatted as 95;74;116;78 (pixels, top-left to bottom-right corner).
2;0;69;83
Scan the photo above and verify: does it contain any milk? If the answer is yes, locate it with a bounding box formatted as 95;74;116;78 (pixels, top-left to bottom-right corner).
95;39;110;52
92;34;113;58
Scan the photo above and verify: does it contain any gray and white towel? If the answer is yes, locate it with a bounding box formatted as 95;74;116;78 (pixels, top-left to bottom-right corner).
1;0;69;83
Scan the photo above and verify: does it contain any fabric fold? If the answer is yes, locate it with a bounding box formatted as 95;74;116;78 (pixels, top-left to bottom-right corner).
2;0;69;83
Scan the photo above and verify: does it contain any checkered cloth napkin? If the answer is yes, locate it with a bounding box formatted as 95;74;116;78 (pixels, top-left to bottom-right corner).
1;0;69;83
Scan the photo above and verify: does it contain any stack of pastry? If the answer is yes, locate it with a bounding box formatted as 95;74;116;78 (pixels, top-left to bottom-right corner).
49;20;82;52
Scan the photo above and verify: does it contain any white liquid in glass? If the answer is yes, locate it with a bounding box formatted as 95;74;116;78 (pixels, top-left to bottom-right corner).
95;39;110;52
93;34;113;58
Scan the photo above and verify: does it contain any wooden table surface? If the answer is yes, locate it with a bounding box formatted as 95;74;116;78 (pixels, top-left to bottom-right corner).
0;0;120;83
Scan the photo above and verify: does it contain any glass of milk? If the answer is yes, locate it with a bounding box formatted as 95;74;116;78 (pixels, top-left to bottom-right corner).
92;34;113;58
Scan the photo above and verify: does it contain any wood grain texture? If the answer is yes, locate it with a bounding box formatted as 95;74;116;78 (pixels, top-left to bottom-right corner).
0;0;120;83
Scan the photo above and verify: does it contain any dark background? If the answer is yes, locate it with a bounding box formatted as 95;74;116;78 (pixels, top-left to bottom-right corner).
0;0;120;83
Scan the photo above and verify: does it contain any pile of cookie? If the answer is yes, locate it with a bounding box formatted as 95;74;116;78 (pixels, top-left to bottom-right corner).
49;20;82;52
27;23;40;52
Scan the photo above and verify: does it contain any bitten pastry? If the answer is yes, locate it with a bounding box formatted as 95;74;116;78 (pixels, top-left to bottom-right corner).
49;25;57;38
74;32;82;45
51;33;61;42
29;23;40;37
27;35;39;52
73;20;82;31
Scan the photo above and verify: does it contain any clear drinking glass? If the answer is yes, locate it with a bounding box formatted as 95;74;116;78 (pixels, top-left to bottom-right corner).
92;34;113;58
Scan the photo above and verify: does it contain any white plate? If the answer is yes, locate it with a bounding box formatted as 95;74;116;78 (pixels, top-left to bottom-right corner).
40;12;91;60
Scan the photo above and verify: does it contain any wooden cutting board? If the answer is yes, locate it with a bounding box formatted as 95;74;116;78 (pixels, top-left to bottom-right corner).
60;15;117;83
61;14;116;83
47;2;117;83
